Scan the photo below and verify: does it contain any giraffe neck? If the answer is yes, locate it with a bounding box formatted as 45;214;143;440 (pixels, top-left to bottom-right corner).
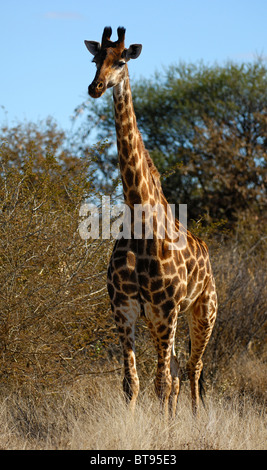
113;68;164;210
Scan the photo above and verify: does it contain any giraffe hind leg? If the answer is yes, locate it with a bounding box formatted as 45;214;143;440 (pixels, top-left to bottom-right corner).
188;338;206;408
186;277;217;415
169;346;180;418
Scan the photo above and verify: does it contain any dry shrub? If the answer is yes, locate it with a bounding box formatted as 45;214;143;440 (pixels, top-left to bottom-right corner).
223;355;267;405
0;125;117;390
206;218;267;402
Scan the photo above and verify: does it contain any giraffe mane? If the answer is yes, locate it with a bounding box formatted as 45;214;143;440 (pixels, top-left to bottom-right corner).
136;130;162;190
143;149;164;195
144;150;160;180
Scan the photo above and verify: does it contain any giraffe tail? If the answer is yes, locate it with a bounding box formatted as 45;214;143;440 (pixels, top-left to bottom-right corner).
199;368;206;408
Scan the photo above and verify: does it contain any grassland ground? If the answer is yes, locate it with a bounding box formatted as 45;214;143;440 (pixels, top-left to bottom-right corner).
0;374;266;450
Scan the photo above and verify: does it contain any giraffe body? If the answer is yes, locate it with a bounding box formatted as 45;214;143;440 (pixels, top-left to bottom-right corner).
85;27;217;416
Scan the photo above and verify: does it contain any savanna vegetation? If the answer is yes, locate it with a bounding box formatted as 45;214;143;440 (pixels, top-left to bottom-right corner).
0;60;266;450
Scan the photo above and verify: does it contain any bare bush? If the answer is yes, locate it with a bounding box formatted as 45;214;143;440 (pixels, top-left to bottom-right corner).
0;122;116;389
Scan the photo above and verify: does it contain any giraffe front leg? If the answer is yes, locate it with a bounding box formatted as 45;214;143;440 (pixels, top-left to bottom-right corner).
155;343;180;419
147;307;179;419
113;303;140;413
122;346;139;413
154;350;172;419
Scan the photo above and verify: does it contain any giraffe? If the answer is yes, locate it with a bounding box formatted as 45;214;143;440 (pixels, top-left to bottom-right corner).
84;26;217;417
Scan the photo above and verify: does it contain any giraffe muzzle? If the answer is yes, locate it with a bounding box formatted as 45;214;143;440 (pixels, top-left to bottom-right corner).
88;80;106;98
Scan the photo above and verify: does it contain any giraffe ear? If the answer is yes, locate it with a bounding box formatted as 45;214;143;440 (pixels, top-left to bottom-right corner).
123;44;142;60
84;40;101;56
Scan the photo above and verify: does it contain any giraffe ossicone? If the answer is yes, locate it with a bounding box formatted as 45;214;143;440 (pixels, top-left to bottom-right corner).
84;26;217;417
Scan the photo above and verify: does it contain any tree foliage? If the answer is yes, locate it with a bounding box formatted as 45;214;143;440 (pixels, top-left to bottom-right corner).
75;60;267;223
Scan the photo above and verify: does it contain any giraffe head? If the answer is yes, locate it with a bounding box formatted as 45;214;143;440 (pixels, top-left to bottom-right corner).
85;26;142;98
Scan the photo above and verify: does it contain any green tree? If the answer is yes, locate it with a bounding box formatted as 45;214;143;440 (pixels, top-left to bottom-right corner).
75;60;267;224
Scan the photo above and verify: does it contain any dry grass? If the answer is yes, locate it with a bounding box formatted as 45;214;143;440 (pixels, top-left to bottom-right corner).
0;375;266;450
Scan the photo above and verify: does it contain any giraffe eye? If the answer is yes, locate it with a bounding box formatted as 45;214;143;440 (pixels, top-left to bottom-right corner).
112;61;125;69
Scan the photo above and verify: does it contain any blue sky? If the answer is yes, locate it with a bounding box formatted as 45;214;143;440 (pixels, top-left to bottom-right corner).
1;0;266;131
